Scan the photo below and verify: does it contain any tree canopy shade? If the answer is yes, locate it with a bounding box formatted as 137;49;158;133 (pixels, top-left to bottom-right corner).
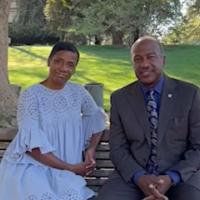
44;0;182;46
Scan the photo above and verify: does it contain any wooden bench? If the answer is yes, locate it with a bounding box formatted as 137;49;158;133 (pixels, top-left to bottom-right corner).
0;128;113;192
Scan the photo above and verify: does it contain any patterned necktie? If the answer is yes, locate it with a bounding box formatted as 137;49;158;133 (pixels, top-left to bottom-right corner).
146;90;159;174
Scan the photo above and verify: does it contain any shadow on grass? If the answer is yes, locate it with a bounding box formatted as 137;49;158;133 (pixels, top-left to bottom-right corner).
9;69;46;79
12;46;47;61
79;45;131;62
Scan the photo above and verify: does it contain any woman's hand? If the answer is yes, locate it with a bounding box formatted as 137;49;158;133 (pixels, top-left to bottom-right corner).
27;148;93;176
68;147;97;176
69;161;95;176
84;148;96;170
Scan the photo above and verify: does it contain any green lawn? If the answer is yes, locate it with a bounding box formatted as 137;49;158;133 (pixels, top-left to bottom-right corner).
8;45;200;111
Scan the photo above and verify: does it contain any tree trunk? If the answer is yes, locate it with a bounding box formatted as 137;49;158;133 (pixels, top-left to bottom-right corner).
111;31;124;46
133;28;140;42
0;0;10;77
94;35;102;45
0;0;18;128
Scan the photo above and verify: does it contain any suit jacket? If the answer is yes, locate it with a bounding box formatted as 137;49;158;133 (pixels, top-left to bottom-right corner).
110;75;200;189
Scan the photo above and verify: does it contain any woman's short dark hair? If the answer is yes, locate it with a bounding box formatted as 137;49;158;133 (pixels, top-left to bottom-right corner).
48;42;80;65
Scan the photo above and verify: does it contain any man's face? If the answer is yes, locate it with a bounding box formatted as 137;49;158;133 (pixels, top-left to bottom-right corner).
48;50;78;87
132;39;165;87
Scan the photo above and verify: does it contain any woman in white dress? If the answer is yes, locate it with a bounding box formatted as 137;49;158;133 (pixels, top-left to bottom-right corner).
0;42;106;200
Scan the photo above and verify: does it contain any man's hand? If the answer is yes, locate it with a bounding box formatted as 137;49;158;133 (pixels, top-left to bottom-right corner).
138;174;172;198
137;175;159;196
142;184;169;200
156;175;172;194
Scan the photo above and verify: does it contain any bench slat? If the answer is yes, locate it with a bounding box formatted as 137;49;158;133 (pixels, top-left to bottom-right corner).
87;169;114;177
0;150;6;157
86;178;108;186
95;151;110;159
0;128;17;141
0;142;10;149
96;143;110;151
96;160;114;168
86;186;99;192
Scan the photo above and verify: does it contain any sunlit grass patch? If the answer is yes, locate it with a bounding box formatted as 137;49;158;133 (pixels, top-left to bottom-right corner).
8;45;200;111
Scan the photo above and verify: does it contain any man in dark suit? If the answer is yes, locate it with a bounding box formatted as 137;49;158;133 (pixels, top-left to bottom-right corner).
97;36;200;200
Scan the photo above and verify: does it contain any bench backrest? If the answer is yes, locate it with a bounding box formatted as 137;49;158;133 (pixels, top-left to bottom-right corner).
0;128;113;191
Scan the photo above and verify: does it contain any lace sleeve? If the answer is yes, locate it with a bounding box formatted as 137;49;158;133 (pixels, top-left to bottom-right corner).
80;87;106;148
17;89;40;128
12;88;55;155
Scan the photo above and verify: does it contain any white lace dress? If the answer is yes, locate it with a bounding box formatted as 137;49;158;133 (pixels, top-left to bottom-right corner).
0;82;106;200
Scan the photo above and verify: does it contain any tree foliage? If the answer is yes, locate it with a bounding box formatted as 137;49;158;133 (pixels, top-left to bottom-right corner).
16;0;46;26
163;0;200;44
72;0;181;45
9;0;57;45
189;0;200;14
44;0;181;46
44;0;78;39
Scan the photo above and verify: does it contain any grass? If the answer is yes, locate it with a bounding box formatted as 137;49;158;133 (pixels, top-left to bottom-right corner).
8;44;200;111
165;45;200;85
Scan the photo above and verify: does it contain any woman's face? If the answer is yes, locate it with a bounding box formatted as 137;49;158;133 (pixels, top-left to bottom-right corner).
48;50;78;88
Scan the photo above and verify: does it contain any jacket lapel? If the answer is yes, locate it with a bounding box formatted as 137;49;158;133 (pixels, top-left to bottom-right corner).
125;82;151;145
157;76;177;145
